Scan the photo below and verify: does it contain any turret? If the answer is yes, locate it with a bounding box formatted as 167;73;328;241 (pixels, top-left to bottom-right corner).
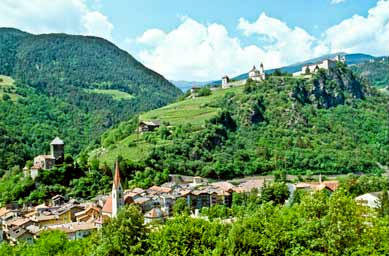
50;137;64;164
112;160;123;217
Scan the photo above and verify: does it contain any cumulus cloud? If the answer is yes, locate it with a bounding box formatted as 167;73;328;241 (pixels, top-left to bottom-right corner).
135;17;269;81
135;0;388;81
135;14;329;81
238;13;329;65
325;0;389;56
136;29;166;46
0;0;113;40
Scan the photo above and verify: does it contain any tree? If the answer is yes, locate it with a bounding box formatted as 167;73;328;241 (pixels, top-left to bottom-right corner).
93;205;146;255
173;197;190;216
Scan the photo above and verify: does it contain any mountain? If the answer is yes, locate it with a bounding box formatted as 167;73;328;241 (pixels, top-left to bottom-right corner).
350;57;389;88
0;28;181;170
170;80;212;92
90;63;387;184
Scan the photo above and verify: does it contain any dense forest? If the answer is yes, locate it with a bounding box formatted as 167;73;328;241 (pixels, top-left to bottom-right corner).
1;175;388;255
0;27;181;170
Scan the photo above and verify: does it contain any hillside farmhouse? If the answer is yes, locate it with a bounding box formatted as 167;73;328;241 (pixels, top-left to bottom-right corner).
138;120;161;133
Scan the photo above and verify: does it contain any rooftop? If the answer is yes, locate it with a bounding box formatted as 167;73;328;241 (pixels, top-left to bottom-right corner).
50;137;64;145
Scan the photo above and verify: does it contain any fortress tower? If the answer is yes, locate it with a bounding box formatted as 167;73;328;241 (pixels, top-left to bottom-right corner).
50;137;64;164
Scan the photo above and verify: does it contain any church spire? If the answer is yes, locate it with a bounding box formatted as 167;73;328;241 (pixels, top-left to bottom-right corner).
112;160;123;218
113;160;121;189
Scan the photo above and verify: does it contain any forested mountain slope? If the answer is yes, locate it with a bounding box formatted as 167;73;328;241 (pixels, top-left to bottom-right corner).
91;63;388;183
0;28;181;170
350;57;389;88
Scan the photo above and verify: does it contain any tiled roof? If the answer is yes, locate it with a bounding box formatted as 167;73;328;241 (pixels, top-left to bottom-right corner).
148;185;172;194
211;181;235;191
102;196;112;214
144;208;163;219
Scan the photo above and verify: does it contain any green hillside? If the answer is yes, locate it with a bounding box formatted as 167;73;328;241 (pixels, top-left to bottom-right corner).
0;28;181;170
89;86;243;164
90;64;388;181
350;57;389;88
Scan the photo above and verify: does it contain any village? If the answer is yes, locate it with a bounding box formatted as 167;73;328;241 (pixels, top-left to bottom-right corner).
1;54;385;245
2;136;384;245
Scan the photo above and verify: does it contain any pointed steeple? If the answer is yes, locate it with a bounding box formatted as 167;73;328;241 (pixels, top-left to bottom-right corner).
113;160;121;188
111;159;123;218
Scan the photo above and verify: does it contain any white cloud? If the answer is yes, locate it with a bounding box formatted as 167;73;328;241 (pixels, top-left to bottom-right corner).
134;0;388;81
331;0;346;4
134;14;330;81
136;29;166;46
82;11;113;40
0;0;113;40
324;0;389;56
238;13;328;65
135;17;269;81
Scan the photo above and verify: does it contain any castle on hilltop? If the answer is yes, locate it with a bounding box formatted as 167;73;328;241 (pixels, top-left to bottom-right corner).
222;62;266;89
293;55;346;77
23;137;65;180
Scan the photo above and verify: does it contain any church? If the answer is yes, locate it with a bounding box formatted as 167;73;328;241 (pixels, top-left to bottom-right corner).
222;62;266;89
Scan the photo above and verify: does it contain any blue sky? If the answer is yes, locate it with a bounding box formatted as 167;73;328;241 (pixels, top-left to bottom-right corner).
1;0;388;80
99;0;377;41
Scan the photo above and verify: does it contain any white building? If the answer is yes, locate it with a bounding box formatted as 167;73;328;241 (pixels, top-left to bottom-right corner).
222;62;266;89
248;63;265;81
293;55;346;77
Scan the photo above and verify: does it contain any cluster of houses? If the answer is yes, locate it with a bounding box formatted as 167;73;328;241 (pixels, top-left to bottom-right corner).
2;155;386;245
4;137;384;245
0;197;98;244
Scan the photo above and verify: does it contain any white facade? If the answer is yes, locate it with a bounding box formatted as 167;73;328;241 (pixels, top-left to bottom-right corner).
221;76;230;89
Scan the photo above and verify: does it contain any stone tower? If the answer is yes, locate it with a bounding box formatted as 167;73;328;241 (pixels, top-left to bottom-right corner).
112;160;123;218
50;137;64;164
259;62;266;80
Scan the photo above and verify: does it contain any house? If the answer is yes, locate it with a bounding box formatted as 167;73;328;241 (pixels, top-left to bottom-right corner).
138;120;161;132
190;86;201;94
355;191;389;209
46;222;97;240
294;180;339;193
32;205;84;227
52;195;66;207
75;206;100;222
7;227;34;245
144;208;164;224
233;179;265;193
